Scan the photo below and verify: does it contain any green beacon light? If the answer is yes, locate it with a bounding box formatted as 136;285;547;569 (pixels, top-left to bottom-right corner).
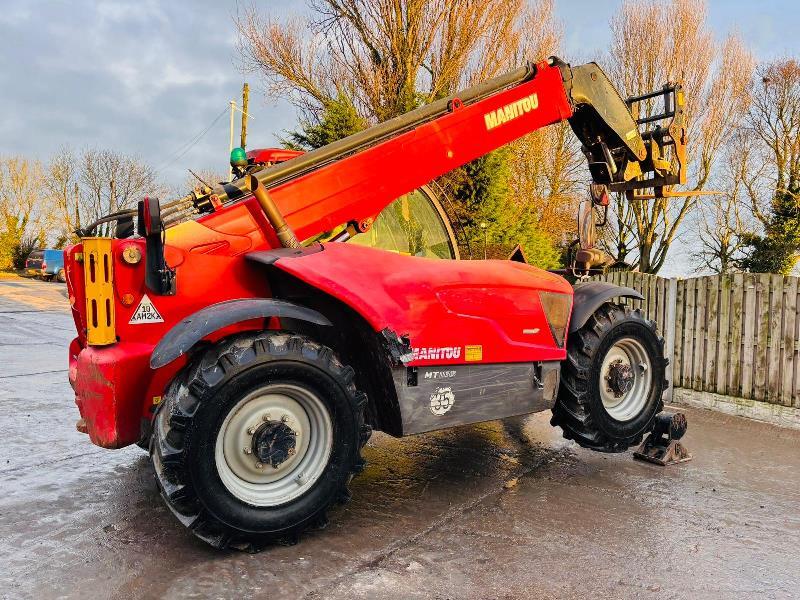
230;146;248;168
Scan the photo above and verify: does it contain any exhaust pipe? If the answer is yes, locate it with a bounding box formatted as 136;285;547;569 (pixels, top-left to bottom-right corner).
246;175;300;248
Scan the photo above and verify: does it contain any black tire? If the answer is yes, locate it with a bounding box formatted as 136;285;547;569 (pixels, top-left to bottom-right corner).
552;302;667;452
151;331;371;551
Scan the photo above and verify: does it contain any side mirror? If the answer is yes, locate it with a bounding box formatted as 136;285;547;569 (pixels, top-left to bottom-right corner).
577;199;597;250
138;196;163;237
137;197;175;295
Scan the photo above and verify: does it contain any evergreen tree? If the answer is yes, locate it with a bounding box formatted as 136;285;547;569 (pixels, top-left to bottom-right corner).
284;94;368;150
444;148;561;268
740;186;800;274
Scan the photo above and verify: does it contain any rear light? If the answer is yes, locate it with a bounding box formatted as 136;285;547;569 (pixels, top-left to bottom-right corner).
42;262;47;270
539;291;571;347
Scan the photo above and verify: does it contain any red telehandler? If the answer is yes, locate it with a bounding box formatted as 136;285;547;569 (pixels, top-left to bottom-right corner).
67;57;687;550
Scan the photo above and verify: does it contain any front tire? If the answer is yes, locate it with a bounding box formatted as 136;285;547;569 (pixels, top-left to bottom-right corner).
151;331;371;550
552;303;667;452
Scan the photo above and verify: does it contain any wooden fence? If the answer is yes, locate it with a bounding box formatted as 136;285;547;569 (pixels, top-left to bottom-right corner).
593;271;800;408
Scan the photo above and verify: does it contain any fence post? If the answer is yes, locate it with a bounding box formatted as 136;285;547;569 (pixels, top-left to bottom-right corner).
665;277;678;403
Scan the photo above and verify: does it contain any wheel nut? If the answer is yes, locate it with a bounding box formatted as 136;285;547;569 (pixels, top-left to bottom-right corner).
255;462;263;469
262;413;271;422
288;448;295;456
639;362;648;372
281;414;289;423
243;447;252;455
247;426;256;435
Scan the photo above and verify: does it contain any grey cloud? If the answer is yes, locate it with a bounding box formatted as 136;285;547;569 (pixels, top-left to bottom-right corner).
0;0;296;189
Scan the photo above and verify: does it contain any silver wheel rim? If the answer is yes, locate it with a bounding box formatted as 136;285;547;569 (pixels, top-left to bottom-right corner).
599;337;653;421
214;383;333;507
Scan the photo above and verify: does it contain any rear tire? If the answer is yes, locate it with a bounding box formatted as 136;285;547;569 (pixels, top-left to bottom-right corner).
552;303;667;452
151;331;371;551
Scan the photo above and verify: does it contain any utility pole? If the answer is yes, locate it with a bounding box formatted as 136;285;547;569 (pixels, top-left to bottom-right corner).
228;92;254;180
73;182;80;231
240;83;249;150
229;99;236;180
109;178;116;213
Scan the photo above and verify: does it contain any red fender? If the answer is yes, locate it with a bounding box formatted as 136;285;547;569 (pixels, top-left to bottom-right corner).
251;243;573;366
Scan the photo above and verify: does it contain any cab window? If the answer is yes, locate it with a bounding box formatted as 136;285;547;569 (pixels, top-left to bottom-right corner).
305;187;457;259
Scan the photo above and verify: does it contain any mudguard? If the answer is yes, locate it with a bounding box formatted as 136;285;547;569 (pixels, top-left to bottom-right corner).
569;281;643;333
249;242;574;366
150;298;331;369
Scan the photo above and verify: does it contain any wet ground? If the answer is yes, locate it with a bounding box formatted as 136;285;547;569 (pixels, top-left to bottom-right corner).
1;276;799;599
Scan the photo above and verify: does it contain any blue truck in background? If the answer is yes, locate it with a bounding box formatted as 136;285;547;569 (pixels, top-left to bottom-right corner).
24;249;66;282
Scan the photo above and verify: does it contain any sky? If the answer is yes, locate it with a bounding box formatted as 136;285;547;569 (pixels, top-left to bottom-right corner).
1;0;799;274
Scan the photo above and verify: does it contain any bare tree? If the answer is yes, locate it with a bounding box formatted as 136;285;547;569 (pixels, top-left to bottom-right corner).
1;149;164;267
692;133;759;273
508;122;584;244
237;0;532;123
503;1;583;244
45;146;82;243
78;148;162;225
0;157;52;268
746;59;800;222
39;147;164;242
733;58;800;273
605;0;753;273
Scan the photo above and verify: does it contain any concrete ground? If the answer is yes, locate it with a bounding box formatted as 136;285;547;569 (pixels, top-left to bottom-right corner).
1;277;799;600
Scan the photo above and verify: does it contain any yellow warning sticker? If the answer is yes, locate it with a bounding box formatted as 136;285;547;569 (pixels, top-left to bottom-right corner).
152;396;162;406
465;345;483;362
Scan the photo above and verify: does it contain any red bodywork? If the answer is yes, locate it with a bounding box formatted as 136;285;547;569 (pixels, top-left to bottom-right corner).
66;61;575;448
271;243;571;364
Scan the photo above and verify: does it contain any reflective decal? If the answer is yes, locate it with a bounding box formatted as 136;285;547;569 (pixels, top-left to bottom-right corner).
129;294;164;324
429;386;455;415
465;345;483;362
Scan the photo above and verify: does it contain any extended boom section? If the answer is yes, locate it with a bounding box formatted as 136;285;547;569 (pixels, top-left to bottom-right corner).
216;60;573;242
193;57;687;242
80;57;687;243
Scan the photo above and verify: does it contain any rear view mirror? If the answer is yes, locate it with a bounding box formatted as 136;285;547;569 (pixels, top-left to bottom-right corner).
138;196;163;237
577;199;597;250
137;197;175;295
